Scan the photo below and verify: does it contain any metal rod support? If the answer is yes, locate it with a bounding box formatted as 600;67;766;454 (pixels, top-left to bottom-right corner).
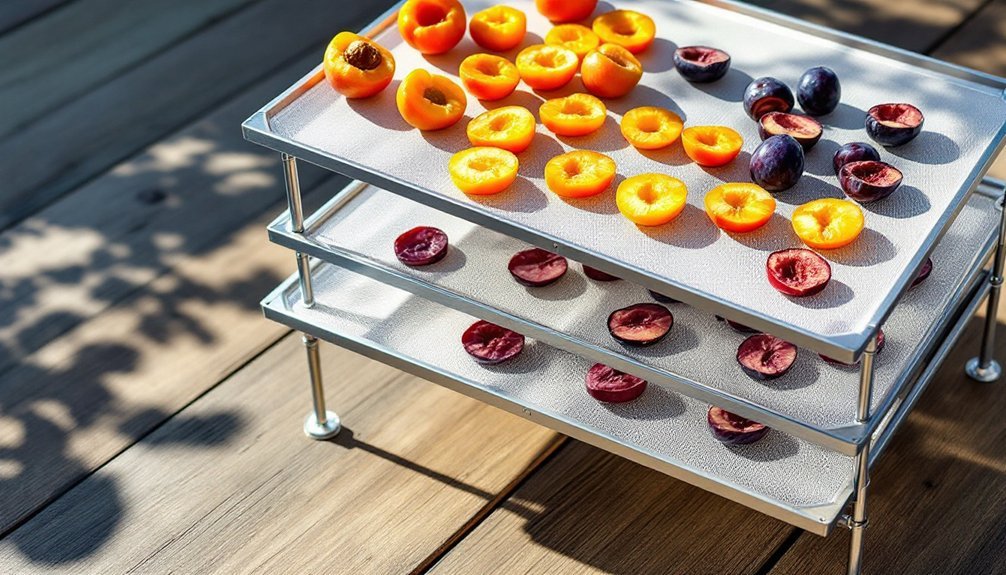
847;332;878;575
282;153;305;233
302;334;340;440
856;335;878;422
967;194;1006;382
296;252;315;307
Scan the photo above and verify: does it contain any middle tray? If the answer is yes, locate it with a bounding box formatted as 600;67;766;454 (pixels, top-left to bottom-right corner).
269;182;1000;453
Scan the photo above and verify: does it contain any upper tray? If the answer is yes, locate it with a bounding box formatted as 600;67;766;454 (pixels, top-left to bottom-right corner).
242;0;1006;362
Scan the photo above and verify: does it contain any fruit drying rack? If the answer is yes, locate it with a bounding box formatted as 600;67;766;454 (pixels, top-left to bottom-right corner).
241;0;1006;573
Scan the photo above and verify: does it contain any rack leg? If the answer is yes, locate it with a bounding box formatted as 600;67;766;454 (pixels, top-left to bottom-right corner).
846;334;877;575
966;195;1005;382
302;333;341;440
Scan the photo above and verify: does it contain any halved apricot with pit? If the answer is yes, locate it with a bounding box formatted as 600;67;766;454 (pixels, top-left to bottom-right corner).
545;24;599;60
459;54;520;101
516;44;578;91
323;32;396;99
398;0;466;55
592;10;656;54
620;107;683;150
396;69;467;131
704;183;776;233
545;150;616;198
792;198;864;249
449;147;519;196
466;106;535;153
581;43;642;99
539;93;606;137
681;126;743;167
616;174;687;226
470;5;526;52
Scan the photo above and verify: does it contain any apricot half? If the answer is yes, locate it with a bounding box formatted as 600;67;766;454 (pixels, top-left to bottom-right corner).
620;107;683;150
704;183;776;233
581;43;642;99
323;32;396;99
539;93;606;137
536;0;598;23
459;53;519;101
792;198;864;249
681;126;743;167
466;106;535;153
545;24;599;60
592;10;655;54
396;69;467;130
545;150;616;198
449;147;519;195
616;174;687;226
397;0;466;55
516;44;578;91
469;5;526;52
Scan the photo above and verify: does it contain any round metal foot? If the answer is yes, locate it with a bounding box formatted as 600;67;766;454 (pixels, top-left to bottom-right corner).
966;357;1002;382
303;410;341;440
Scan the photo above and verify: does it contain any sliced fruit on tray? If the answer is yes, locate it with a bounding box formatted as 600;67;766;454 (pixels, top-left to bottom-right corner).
540;93;607;136
516;44;579;91
750;134;805;192
462;320;526;364
866;103;924;147
323;32;395;99
910;257;933;290
397;0;466;55
791;198;864;250
766;248;832;297
508;248;568;287
673;46;730;83
466;106;535;153
821;328;885;366
839;160;903;203
459;53;520;101
743;77;794;120
616;173;688;226
620;106;683;150
396;69;466;131
681;126;743;167
545;150;617;198
704;182;776;233
585;363;648;402
449;147;519;196
394;226;449;266
583;264;620;281
796;66;841;116
607;302;673;346
707;406;770;445
469;5;526;52
736;333;798;380
592;10;656;54
544;24;599;61
758;112;822;150
581;43;643;98
536;0;597;23
833;142;881;175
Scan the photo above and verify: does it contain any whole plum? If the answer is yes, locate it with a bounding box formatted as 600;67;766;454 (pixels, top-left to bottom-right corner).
796;66;841;116
750;135;805;192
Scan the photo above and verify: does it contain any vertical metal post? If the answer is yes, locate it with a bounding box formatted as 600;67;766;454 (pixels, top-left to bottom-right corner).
282;153;315;308
966;194;1006;382
847;334;878;575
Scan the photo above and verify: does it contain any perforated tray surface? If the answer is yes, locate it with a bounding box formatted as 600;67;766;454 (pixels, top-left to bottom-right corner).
249;0;1006;360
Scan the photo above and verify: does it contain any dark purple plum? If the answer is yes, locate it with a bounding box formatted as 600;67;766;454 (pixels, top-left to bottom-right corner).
736;334;798;380
796;66;841;116
833;142;881;175
585;363;647;403
750;134;805;192
673;46;731;83
910;257;933;290
508;248;567;287
707;406;769;445
462;321;525;365
743;77;794;120
583;264;620;281
758;112;823;150
726;319;759;334
394;226;448;266
820;329;885;366
766;248;831;297
840;160;903;203
648;290;680;304
607;303;673;346
866;103;924;147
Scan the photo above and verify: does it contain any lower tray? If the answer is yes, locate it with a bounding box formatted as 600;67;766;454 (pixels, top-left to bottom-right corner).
261;261;986;535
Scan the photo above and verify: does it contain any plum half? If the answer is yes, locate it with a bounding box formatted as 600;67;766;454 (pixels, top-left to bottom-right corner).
833;142;881;175
766;248;831;297
607;303;673;346
736;333;798;380
461;321;525;365
707;406;769;445
585;363;648;403
583;264;620;282
866;103;924;147
820;328;885;366
508;248;568;287
910;257;933;290
648;290;680;304
673;46;731;83
750;135;805;192
796;66;841;116
839;160;903;203
758;112;823;150
394;226;449;266
743;77;794;120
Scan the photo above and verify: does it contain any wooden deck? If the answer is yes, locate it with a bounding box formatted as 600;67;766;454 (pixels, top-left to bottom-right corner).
0;0;1003;573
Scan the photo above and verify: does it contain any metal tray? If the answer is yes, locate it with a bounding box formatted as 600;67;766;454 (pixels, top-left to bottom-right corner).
243;0;1006;363
268;181;1000;453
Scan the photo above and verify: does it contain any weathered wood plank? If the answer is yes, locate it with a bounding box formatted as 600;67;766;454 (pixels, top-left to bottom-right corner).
0;333;562;573
0;0;70;35
429;440;796;575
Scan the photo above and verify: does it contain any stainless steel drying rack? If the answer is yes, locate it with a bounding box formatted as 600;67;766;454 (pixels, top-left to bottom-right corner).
242;1;1006;573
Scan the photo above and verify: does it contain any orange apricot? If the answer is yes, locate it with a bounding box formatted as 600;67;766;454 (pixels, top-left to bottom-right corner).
466;106;535;153
592;10;656;54
792;198;864;249
469;5;526;52
515;44;578;91
681;126;743;167
704;183;776;233
323;32;396;99
539;93;606;137
396;69;467;130
459;54;520;101
620;107;683;149
449;147;519;195
616;174;688;226
544;150;616;198
398;0;466;55
544;24;599;60
535;0;598;23
580;43;642;99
